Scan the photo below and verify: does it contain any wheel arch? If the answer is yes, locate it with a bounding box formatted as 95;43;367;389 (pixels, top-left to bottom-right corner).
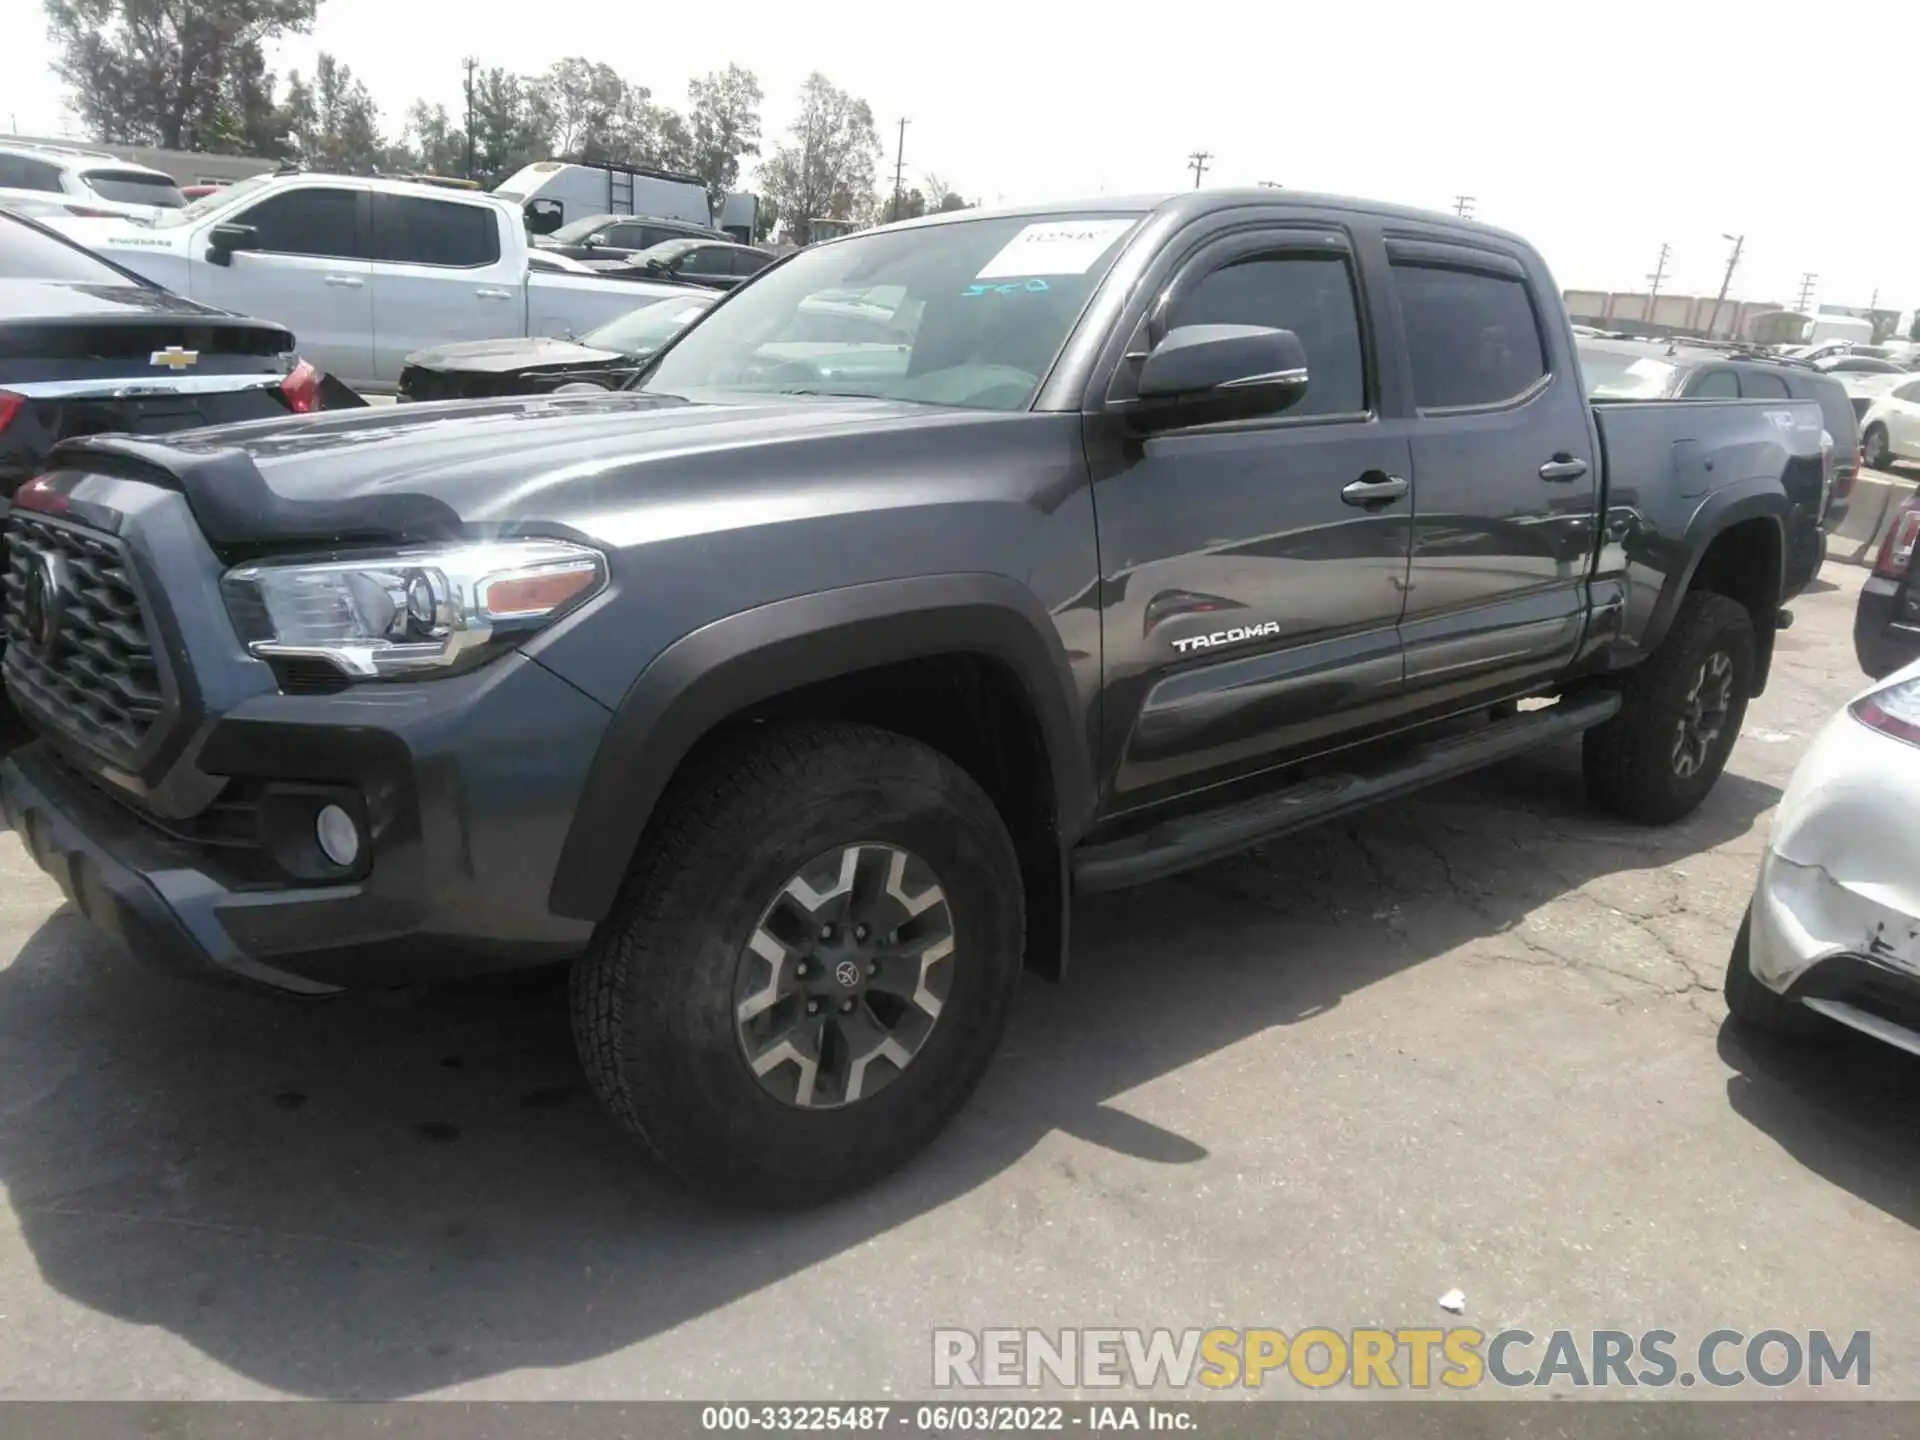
548;574;1095;978
1641;489;1785;695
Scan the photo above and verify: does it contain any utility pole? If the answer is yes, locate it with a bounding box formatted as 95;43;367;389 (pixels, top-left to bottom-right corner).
1452;194;1475;218
1795;272;1817;313
462;56;478;180
1187;150;1212;189
1646;242;1670;308
890;116;910;223
1705;233;1743;338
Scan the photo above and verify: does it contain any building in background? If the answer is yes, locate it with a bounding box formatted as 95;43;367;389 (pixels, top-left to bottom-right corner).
1562;289;1787;341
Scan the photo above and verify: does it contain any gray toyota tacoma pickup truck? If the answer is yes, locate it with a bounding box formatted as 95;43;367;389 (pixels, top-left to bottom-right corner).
1;190;1831;1201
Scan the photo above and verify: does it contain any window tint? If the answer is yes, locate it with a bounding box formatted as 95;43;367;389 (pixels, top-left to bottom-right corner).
81;169;184;208
0;211;135;282
733;248;772;277
1172;251;1367;417
605;223;647;248
0;155;64;193
1690;369;1739;398
1392;263;1547;409
371;193;499;267
1740;371;1790;399
236;187;363;259
1897;381;1920;403
687;247;734;273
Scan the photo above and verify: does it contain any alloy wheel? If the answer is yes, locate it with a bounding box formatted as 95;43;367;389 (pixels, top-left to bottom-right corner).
733;842;957;1109
1671;650;1734;778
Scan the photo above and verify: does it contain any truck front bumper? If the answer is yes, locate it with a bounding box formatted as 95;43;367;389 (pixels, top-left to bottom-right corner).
2;653;609;996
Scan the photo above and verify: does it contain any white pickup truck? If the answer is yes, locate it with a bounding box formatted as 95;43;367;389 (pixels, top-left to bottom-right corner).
48;173;691;393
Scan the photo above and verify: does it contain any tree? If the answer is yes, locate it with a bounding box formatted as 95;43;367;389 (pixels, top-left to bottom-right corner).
540;57;626;159
46;0;319;150
756;73;880;245
685;64;762;219
468;66;551;185
920;172;972;212
399;101;468;177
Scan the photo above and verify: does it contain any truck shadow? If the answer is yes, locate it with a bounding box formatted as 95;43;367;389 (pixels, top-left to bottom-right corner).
1717;1021;1920;1231
0;741;1779;1397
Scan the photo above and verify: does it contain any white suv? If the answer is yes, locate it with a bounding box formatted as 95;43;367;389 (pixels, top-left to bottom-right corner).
1861;376;1920;471
0;141;185;224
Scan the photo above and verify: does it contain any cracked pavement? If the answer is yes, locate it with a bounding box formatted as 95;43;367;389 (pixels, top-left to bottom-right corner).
3;564;1919;1400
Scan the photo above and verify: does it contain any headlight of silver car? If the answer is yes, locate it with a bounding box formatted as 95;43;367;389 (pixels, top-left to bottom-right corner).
221;538;606;679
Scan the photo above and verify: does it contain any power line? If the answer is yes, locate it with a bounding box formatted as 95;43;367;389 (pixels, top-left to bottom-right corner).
890;116;910;223
1452;194;1475;218
1187;151;1212;189
1796;272;1818;313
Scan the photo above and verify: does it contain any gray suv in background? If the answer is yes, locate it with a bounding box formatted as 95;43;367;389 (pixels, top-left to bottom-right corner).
1577;337;1858;586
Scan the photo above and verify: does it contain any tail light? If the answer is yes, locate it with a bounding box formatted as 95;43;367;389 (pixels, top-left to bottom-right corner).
1873;498;1920;579
1853;676;1920;747
281;359;321;413
0;390;22;433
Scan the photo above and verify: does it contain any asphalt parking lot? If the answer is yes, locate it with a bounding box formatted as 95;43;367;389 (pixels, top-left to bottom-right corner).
1;561;1917;1401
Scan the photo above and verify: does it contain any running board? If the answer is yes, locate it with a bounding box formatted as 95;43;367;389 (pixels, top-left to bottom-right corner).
1072;691;1622;893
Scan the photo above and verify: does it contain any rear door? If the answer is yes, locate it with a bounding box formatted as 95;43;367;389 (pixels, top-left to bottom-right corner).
1089;221;1415;808
1887;380;1920;458
188;182;374;387
1388;237;1598;709
367;193;520;383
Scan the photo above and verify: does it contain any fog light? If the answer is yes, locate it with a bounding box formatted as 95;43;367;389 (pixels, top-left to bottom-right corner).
315;804;361;867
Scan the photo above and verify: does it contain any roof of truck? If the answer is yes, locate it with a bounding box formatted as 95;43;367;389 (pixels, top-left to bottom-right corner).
875;187;1531;247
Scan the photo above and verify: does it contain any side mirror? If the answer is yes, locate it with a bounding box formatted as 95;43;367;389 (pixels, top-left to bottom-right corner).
1123;324;1310;432
644;258;665;274
206;222;259;267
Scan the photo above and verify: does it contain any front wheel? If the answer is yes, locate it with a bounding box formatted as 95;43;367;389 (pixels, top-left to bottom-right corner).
571;721;1026;1204
1863;423;1892;471
1583;591;1756;824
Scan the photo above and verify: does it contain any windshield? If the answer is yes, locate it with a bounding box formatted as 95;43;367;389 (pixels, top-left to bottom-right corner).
82;169;184;208
153;171;276;227
582;296;717;355
546;214;620;243
640;212;1141;410
1577;346;1680;399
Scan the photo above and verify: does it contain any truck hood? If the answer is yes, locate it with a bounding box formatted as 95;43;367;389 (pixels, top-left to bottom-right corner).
45;390;1015;550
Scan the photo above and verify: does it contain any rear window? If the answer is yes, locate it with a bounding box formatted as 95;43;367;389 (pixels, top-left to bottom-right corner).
371;193;501;267
0;212;135;283
81;168;185;208
1740;371;1791;400
1392;263;1548;409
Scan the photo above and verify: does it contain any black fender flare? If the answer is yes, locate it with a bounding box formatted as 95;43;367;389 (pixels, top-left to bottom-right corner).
547;573;1095;925
1640;482;1786;691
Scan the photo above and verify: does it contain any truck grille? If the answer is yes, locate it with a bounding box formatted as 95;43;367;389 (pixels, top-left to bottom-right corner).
1;510;164;767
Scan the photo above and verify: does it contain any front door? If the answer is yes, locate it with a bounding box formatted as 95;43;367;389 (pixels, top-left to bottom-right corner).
190;183;374;389
1090;226;1413;810
1386;239;1599;710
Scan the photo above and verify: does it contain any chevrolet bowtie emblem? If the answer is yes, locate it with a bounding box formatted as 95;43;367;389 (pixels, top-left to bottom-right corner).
150;346;199;369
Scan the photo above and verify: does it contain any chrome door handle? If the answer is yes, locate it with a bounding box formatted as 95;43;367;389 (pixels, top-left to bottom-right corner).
1539;454;1589;482
1342;473;1410;507
475;287;513;300
323;274;364;289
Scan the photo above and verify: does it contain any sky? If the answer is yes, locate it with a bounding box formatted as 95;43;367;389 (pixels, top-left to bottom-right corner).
4;0;1917;318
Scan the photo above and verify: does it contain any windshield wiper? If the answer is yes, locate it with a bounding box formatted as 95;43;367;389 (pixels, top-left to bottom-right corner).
776;388;881;399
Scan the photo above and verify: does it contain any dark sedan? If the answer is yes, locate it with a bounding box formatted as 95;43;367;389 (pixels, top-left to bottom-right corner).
397;292;718;402
586;238;776;291
0;209;342;505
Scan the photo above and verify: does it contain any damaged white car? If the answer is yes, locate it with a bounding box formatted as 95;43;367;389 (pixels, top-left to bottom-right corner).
1727;660;1920;1051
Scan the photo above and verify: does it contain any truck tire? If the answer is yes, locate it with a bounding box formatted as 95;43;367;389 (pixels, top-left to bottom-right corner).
571;720;1026;1204
1723;910;1828;1040
1582;591;1755;824
1862;423;1891;472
